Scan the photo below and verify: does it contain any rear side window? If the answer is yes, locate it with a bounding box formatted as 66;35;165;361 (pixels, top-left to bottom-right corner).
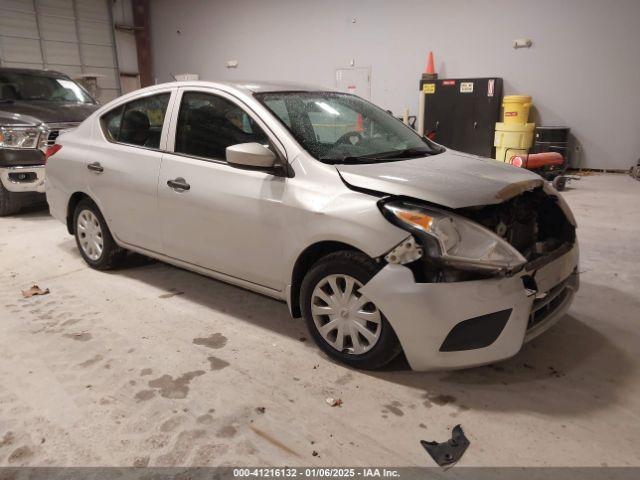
175;91;269;160
100;93;170;149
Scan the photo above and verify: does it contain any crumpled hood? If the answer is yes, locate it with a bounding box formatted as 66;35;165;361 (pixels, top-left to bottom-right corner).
0;101;98;125
336;149;544;209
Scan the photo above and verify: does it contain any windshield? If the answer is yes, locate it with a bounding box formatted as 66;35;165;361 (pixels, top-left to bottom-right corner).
255;91;443;163
0;72;95;104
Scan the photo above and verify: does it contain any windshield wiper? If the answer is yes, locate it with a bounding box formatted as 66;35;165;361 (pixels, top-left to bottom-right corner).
320;147;436;164
369;147;435;159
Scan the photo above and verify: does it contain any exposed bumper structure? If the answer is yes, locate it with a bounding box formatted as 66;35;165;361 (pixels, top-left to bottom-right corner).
0;165;46;193
360;243;579;371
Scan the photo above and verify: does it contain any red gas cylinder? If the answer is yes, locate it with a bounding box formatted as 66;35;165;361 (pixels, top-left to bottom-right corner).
509;152;564;169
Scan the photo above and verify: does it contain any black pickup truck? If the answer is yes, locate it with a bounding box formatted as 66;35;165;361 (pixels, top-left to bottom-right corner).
0;68;99;215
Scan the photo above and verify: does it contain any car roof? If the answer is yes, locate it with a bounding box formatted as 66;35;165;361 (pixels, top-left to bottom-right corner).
0;67;70;78
146;80;332;94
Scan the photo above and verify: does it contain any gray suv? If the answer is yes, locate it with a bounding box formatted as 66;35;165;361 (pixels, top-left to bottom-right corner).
0;68;99;215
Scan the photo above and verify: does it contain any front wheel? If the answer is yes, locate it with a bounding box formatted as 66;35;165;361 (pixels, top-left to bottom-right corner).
300;251;401;370
73;199;125;270
0;182;22;216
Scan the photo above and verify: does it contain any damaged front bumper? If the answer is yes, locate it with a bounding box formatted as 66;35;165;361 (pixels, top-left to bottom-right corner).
360;243;579;371
0;165;46;193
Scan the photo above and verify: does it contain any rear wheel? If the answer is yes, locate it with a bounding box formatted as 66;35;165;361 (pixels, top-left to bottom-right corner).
300;250;401;370
73;199;125;270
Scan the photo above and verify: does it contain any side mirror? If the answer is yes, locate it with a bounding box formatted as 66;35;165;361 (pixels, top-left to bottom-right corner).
226;142;277;169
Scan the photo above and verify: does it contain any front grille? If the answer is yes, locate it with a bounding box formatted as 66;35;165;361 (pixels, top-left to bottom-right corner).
527;275;575;330
44;122;80;146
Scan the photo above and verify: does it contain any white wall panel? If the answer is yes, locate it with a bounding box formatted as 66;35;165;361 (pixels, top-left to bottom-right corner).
0;9;39;38
89;65;117;88
47;63;82;76
0;36;42;63
114;30;137;73
75;0;109;22
42;40;80;65
78;20;111;45
37;15;77;42
35;0;74;17
0;0;34;13
1;61;44;69
111;0;133;25
81;43;113;67
98;88;118;102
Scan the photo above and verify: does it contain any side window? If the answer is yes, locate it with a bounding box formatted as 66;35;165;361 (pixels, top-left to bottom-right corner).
100;92;170;149
175;91;270;160
102;106;123;141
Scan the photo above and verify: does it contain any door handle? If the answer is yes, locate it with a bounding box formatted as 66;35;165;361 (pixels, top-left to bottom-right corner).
87;162;104;173
167;177;190;191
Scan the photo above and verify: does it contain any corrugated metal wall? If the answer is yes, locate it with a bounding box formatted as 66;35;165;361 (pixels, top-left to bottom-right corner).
0;0;121;103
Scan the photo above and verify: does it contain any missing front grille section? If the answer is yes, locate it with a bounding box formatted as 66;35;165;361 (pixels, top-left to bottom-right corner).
439;308;513;352
457;187;575;264
527;273;578;330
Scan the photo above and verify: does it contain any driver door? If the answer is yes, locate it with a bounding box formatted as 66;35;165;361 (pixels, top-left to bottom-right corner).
158;88;288;291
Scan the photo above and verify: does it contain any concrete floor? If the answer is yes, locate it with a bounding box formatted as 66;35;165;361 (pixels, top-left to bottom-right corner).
0;173;638;467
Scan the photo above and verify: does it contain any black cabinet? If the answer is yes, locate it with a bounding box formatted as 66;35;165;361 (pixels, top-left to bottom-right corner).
420;77;503;158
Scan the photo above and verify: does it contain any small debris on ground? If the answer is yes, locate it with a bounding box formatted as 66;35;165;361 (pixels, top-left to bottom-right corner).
420;424;470;468
255;406;266;414
326;397;343;407
548;366;564;378
299;336;307;342
312;450;319;457
21;285;50;298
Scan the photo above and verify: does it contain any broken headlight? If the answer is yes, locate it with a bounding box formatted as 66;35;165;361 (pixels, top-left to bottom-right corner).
0;126;46;149
379;199;527;274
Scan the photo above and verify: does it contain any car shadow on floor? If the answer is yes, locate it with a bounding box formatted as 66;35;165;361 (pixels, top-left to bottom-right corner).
364;281;637;416
61;244;637;416
111;257;309;342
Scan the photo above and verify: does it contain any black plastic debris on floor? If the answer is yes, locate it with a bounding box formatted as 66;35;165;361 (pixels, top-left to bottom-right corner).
421;424;470;467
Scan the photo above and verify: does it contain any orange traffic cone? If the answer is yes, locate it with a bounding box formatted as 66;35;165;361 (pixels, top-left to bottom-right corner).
426;51;435;75
422;51;438;81
355;114;364;132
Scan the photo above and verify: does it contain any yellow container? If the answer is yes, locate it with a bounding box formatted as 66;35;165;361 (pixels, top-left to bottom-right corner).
494;122;535;162
502;95;532;124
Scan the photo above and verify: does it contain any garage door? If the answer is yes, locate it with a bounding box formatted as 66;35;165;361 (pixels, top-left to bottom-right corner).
0;0;121;103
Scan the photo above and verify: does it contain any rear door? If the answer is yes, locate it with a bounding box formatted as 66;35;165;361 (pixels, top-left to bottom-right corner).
87;89;176;251
157;87;288;290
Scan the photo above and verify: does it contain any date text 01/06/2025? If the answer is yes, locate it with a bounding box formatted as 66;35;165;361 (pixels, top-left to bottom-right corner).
232;468;400;478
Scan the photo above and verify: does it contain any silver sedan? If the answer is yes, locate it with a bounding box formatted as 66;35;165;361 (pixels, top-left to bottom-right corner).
45;81;579;371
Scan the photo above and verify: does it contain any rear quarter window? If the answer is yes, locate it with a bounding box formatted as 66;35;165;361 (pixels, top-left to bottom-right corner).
99;93;170;149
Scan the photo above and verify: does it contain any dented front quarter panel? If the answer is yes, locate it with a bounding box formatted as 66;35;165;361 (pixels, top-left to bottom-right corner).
281;154;409;288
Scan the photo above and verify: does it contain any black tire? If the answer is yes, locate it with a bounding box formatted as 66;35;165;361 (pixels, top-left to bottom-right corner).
300;250;402;370
0;182;22;216
73;198;125;270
